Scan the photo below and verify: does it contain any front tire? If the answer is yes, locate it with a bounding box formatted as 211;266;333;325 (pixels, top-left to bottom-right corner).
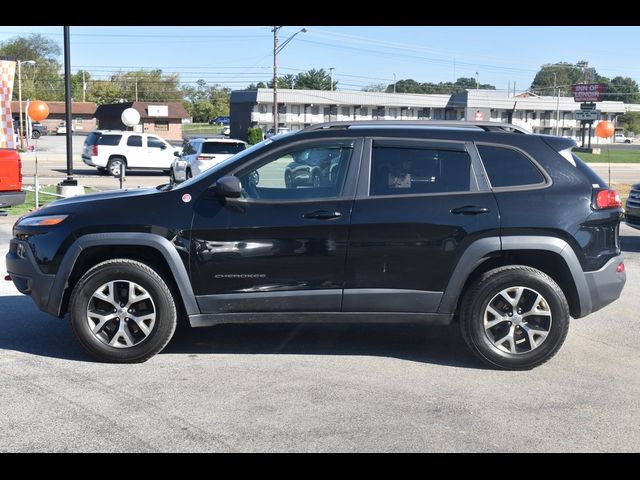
69;259;177;363
459;265;570;370
32;130;41;139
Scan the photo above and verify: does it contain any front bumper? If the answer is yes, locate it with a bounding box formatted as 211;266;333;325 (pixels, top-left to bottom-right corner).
0;191;26;208
5;238;57;316
583;254;626;315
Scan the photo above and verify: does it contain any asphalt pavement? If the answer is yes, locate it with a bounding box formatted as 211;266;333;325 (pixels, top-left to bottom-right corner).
0;219;638;452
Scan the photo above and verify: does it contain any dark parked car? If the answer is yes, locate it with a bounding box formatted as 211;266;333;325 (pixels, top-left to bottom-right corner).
209;116;230;126
283;146;342;188
625;184;640;228
6;121;626;369
13;120;47;139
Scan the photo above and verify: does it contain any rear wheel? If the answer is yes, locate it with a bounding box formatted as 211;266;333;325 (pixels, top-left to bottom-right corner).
107;157;126;177
69;259;177;363
186;168;193;180
31;130;41;139
459;265;570;370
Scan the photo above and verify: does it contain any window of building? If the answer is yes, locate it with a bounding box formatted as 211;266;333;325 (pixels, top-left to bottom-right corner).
359;107;369;116
389;108;398;119
259;104;269;114
418;108;430;119
476;145;545;188
370;146;471;196
291;105;300;115
126;135;142;147
235;142;355;201
311;106;320;115
75;117;83;125
154;121;169;131
374;107;385;119
341;106;350;116
278;104;286;114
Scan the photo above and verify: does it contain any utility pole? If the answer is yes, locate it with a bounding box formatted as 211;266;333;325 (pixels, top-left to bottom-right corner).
475;72;479;91
82;70;86;102
329;67;335;91
135;76;138;102
272;26;281;132
61;26;76;187
393;73;397;94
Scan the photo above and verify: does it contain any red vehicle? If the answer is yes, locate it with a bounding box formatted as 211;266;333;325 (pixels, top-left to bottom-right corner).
0;149;26;209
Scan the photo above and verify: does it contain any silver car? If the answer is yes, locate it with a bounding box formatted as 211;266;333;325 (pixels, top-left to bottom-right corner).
170;138;247;183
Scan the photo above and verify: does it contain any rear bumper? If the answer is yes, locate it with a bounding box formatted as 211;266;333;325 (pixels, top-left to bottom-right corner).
583;254;626;315
5;239;57;316
0;191;26;208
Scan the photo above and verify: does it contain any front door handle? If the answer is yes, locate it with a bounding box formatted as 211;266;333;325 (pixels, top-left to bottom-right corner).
303;210;343;220
451;205;490;215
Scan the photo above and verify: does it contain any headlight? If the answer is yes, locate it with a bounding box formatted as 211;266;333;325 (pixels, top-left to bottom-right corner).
17;215;68;227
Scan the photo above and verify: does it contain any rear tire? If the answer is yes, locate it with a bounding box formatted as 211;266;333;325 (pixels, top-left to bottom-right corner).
69;259;177;363
107;157;126;177
186;168;192;180
31;130;41;139
459;265;570;370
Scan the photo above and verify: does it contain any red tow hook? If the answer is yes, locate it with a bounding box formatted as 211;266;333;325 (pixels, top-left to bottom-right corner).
616;262;625;273
4;275;11;281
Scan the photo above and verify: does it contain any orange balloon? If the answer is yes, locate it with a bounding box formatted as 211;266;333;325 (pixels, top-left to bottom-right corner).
27;101;50;122
595;120;615;138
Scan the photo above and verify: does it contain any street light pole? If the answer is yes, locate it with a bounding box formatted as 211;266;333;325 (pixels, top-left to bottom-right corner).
17;60;36;150
272;26;281;133
272;27;307;134
329;67;334;91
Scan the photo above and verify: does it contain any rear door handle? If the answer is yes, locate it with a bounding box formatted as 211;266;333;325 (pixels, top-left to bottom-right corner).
451;205;490;215
303;210;343;220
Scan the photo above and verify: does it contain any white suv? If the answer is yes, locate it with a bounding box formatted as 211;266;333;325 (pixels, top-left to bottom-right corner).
170;138;247;183
82;131;182;177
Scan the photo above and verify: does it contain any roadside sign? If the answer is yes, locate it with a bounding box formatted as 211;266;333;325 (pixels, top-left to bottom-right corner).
574;110;599;121
580;102;596;110
572;84;606;103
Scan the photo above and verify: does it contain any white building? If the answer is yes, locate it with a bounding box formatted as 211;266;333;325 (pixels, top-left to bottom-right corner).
229;88;634;143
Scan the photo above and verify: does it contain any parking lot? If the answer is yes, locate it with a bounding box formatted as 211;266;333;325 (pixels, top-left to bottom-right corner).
0;217;638;452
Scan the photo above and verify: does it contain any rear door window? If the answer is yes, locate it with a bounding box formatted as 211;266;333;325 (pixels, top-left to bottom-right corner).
85;132;100;145
370;145;472;196
476;144;545;188
126;135;142;147
97;135;122;146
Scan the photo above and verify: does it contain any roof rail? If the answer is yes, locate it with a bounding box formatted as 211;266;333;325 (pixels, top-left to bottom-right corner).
302;120;530;134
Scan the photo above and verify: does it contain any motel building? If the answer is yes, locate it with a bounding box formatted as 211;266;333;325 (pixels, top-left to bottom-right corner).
230;88;636;144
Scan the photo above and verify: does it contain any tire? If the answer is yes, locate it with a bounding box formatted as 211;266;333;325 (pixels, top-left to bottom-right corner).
107;157;126;177
284;171;293;188
459;265;570;370
69;259;177;363
186;168;192;180
31;130;41;139
170;168;176;184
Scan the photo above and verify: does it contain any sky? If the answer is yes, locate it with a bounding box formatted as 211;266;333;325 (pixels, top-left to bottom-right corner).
1;26;639;93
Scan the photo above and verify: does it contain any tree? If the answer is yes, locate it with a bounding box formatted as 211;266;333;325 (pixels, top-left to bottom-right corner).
0;33;63;101
386;77;495;95
362;83;387;92
190;99;216;122
294;69;336;90
618;112;640;134
111;69;182;102
606;76;640;103
87;80;122;105
182;79;230;121
246;81;267;90
530;61;607;96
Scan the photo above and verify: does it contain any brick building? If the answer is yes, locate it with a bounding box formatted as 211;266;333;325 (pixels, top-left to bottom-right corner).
94;102;189;141
11;101;97;133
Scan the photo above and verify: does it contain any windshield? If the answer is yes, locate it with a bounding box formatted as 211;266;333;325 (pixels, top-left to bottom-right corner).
172;138;273;190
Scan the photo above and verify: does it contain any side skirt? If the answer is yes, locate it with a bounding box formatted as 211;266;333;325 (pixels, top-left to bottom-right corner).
188;312;454;328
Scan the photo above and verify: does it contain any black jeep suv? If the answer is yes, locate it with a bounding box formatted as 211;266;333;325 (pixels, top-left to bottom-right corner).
6;121;626;369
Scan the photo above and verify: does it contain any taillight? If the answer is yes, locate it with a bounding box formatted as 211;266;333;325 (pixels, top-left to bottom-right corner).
594;189;622;209
92;144;98;156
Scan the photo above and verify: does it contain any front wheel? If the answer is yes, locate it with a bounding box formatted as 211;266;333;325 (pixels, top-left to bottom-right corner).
459;265;570;370
31;130;41;139
69;259;177;363
107;157;126;177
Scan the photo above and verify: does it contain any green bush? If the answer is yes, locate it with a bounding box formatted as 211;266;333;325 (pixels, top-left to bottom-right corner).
247;127;264;145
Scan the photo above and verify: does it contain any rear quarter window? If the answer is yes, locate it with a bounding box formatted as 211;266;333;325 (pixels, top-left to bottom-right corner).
97;135;123;146
202;142;246;155
477;144;545;188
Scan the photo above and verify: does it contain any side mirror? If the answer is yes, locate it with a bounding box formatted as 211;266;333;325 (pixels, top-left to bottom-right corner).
173;150;180;157
161;144;167;150
216;175;242;198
